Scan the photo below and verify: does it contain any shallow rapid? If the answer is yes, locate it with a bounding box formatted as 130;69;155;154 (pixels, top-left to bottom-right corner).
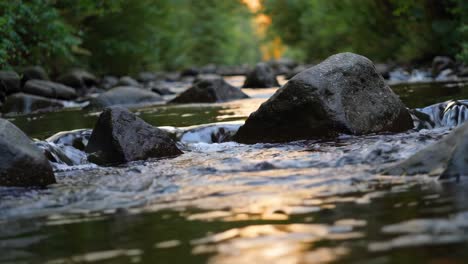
2;76;468;264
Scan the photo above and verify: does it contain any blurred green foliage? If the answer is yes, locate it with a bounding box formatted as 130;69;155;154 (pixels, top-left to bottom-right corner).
262;0;468;64
0;0;80;71
0;0;260;75
1;0;466;75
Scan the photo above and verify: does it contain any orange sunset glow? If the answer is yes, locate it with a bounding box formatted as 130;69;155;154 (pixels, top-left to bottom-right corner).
242;0;285;60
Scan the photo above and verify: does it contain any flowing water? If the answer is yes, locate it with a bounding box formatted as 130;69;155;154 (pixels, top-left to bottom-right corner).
2;77;468;264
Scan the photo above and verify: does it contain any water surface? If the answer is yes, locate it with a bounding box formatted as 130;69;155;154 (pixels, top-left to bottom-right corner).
2;77;468;264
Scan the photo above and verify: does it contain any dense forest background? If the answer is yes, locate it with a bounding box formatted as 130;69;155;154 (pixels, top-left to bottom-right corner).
0;0;467;75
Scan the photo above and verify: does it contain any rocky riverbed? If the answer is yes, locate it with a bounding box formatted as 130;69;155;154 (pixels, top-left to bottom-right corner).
2;54;468;263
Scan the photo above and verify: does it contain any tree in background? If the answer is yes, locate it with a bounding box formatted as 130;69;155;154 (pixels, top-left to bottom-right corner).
0;0;260;75
262;0;468;64
0;0;79;71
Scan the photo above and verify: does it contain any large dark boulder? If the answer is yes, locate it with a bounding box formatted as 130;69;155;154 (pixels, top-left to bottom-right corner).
23;80;77;100
85;107;182;165
234;53;413;144
87;86;163;109
384;122;468;179
243;62;279;88
2;93;63;115
170;75;248;103
0;71;20;95
0;118;55;187
57;69;98;92
21;66;49;84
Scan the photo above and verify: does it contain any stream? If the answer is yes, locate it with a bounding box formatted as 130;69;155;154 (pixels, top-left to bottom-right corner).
1;76;468;264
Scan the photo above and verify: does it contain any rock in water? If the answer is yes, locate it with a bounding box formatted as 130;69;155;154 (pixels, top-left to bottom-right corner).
243;62;279;88
432;56;454;77
87;86;163;109
0;118;55;187
57;69;98;93
384;122;468;179
85;107;182;165
21;66;49;84
170;75;248;103
2;93;63;114
23;80;77;100
117;76;141;87
234;53;413;144
0;71;20;95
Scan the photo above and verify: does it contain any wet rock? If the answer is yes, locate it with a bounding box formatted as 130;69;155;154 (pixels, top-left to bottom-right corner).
2;93;63;114
85;106;182;165
170;75;248;103
23;80;77;100
243;62;279;88
100;76;119;90
0;118;55;187
0;71;20;95
432;56;454;77
234;52;413;144
21;66;49;84
148;81;175;95
87;86;163;109
118;76;141;87
180;67;199;77
57;69;98;92
384;122;468;179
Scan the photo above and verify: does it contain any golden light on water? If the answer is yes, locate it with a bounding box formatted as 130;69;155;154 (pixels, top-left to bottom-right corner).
242;0;285;60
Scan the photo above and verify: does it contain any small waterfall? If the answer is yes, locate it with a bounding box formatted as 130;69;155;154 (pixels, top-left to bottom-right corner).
416;100;468;128
35;129;94;170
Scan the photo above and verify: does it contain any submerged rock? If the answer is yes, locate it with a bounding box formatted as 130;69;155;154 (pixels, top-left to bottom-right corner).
243;62;279;88
234;52;413;144
21;66;49;84
384;122;468;179
0;71;20;95
0;118;55;187
170;75;248;103
23;80;77;100
87;86;163;109
2;93;63;114
85;107;182;165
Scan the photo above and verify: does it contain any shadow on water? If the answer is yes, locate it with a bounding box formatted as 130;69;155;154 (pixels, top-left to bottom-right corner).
2;80;468;263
